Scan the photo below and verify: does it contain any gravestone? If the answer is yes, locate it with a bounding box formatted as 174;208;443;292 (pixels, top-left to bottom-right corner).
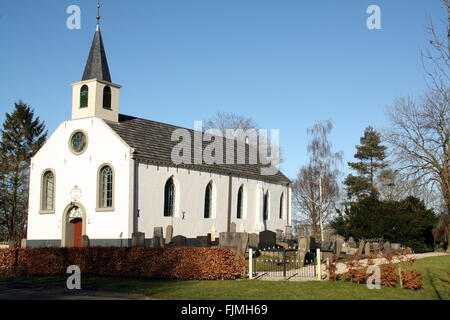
219;232;249;255
230;222;237;233
172;235;187;247
152;227;164;248
321;241;332;251
248;233;259;249
383;241;392;255
364;242;371;255
391;243;401;251
297;250;306;267
335;237;344;256
165;225;173;245
309;236;317;252
197;236;212;247
321;251;334;263
285;225;292;240
347;248;357;256
298;237;310;252
132;232;145;247
348;237;357;248
295;227;303;239
259;230;276;249
358;240;365;254
81;235;90;248
20;239;27;248
275;229;283;240
372;242;381;252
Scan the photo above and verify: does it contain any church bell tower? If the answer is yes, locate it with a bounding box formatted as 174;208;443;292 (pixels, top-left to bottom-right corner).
71;5;120;123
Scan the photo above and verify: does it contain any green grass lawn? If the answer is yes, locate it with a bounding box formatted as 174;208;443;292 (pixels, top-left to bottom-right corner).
1;255;449;300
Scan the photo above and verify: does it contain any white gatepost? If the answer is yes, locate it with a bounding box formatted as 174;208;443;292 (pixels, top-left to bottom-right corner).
249;248;253;279
316;248;322;280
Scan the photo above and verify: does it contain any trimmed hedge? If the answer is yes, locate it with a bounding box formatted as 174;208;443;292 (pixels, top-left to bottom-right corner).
0;247;245;280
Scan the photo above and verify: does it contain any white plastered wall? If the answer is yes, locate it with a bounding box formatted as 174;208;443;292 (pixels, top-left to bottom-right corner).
27;117;132;242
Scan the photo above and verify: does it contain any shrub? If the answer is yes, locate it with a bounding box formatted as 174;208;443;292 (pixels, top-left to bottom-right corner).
0;247;245;280
380;264;397;287
326;255;340;281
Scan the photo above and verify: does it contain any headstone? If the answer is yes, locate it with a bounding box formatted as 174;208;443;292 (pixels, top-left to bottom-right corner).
285;225;292;240
364;242;371;255
309;236;317;252
297;250;306;267
172;235;187;247
132;232;145;247
20;239;27;248
335;237;344;256
259;230;276;249
230;222;237;233
383;241;392;254
321;241;331;251
348;237;357;248
81;235;90;248
347;248;357;256
358;240;365;254
391;243;401;251
321;251;334;263
275;229;283;240
372;242;381;252
152;227;164;248
197;236;212;247
248;233;259;249
298;237;309;252
295;226;303;239
329;240;336;253
219;232;249;255
165;225;173;245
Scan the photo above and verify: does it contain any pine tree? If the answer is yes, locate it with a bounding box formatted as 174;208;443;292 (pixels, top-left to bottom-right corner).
344;126;387;200
0;101;47;245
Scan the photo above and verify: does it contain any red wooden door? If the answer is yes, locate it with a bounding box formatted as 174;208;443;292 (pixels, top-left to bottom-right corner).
73;220;82;248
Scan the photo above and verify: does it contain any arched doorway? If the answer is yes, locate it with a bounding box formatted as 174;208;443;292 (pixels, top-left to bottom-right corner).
62;203;86;248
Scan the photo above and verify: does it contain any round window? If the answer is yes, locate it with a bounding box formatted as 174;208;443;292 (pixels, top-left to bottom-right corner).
69;131;88;154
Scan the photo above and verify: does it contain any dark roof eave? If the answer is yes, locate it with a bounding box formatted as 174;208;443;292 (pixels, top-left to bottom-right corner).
131;155;291;185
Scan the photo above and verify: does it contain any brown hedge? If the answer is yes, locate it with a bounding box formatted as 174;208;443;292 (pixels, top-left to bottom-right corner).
0;247;245;280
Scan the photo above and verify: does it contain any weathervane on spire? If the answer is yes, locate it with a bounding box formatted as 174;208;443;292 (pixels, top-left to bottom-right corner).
96;0;101;24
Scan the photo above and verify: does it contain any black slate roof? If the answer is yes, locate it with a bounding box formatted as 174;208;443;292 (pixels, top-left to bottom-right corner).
82;25;112;82
105;114;290;184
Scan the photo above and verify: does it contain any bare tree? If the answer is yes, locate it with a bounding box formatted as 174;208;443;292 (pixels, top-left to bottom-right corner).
385;90;449;221
204;112;259;138
203;111;283;164
386;1;450;251
292;120;342;241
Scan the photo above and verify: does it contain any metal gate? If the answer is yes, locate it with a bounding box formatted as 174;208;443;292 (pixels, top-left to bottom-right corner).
249;247;318;281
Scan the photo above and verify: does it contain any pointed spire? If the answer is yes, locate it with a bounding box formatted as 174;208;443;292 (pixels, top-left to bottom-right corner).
81;24;112;82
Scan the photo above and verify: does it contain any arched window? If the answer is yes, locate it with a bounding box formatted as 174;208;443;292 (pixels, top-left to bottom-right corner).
279;193;284;219
41;170;55;212
164;178;175;217
80;85;89;108
98;165;113;209
263;191;269;221
204;182;213;219
237;185;244;219
103;86;112;109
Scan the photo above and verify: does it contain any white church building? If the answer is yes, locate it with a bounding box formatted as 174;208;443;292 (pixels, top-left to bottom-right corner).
26;22;292;248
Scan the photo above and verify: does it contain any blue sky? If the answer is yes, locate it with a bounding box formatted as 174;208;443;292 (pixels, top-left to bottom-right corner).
0;0;446;179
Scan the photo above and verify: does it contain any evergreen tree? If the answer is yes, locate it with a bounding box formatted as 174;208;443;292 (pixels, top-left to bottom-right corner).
331;196;436;253
0;101;47;245
344;126;387;199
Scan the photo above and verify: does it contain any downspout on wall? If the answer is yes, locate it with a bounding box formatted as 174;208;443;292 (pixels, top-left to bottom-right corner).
132;151;139;234
227;174;233;232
